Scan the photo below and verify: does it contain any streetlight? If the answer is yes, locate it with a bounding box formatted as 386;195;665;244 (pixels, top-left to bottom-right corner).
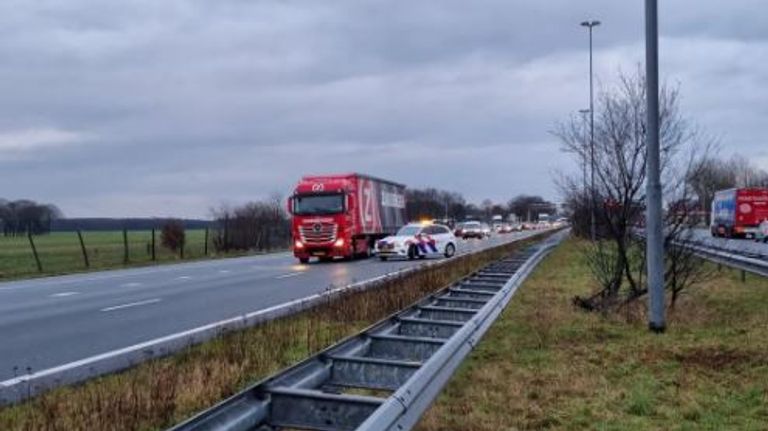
581;19;600;242
645;0;665;332
578;109;591;198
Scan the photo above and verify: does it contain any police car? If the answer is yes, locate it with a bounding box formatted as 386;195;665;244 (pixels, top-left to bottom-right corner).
376;222;457;261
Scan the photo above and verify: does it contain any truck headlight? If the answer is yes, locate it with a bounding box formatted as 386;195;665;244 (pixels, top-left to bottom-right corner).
294;240;304;249
334;238;345;247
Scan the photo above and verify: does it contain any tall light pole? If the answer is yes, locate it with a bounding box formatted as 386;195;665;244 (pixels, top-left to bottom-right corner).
578;108;591;198
581;20;600;242
645;0;665;332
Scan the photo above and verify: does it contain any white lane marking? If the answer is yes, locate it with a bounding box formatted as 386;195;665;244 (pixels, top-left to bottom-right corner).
275;273;303;279
218;270;231;274
120;282;143;288
50;291;80;298
175;276;192;280
100;298;162;312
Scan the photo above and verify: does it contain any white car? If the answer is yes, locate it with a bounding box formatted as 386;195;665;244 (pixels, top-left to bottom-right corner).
480;223;492;237
757;218;768;243
376;223;457;261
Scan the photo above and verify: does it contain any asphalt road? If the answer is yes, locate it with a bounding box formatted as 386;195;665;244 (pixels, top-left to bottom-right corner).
0;231;543;381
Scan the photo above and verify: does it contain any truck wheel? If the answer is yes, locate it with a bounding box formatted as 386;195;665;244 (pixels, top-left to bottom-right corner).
444;243;456;258
299;257;309;264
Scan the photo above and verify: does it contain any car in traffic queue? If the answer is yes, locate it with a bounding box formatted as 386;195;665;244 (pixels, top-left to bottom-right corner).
498;223;513;234
456;221;485;239
756;218;768;243
375;222;457;261
480;222;492;237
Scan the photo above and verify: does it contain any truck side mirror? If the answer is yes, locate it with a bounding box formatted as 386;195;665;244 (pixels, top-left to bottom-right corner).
286;197;293;214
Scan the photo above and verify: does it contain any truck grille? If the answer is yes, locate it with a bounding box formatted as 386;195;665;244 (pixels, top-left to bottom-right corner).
299;223;337;244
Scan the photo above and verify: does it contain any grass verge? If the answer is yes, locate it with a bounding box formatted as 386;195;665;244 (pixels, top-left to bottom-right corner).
0;233;548;431
417;237;768;431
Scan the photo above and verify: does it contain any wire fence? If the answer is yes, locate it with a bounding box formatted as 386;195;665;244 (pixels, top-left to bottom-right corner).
0;229;217;280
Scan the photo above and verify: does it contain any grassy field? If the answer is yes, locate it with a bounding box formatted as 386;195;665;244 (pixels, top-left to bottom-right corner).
0;232;546;431
0;230;249;281
417;238;768;430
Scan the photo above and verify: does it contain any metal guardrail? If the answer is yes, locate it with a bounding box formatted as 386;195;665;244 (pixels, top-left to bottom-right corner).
672;239;768;278
168;231;566;431
632;230;768;278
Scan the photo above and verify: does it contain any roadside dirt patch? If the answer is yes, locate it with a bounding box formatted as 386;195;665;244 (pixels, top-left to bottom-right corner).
672;347;768;370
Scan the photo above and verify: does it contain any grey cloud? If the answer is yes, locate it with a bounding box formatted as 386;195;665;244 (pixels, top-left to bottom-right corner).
0;0;766;217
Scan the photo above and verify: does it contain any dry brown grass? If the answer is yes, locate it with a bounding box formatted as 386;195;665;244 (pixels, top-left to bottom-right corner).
417;238;768;431
0;234;547;431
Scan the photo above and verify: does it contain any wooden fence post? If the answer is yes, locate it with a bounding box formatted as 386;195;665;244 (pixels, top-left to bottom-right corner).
77;230;90;268
123;228;129;264
28;232;43;273
204;227;209;256
151;228;156;261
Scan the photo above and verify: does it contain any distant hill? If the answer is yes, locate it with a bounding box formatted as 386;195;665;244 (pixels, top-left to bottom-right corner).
51;218;213;232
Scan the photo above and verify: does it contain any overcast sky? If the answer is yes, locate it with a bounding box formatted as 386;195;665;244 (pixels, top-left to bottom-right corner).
1;1;766;218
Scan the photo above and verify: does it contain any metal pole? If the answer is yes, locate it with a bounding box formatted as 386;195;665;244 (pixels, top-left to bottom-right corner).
645;0;666;332
589;25;597;242
578;108;590;235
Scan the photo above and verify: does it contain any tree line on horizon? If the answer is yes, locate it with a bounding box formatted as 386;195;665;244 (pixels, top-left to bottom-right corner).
0;199;62;236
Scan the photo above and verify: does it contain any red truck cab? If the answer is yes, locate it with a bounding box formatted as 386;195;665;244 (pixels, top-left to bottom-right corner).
288;173;406;263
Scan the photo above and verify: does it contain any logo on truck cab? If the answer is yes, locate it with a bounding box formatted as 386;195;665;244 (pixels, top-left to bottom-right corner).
311;183;325;192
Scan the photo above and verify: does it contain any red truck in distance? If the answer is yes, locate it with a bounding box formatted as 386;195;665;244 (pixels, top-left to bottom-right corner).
288;173;407;263
710;188;768;238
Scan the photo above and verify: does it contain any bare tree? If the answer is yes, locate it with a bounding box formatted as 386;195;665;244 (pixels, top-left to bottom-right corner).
160;219;186;253
555;69;712;312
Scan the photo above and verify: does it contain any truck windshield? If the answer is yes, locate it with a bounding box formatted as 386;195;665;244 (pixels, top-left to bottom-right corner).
293;194;344;215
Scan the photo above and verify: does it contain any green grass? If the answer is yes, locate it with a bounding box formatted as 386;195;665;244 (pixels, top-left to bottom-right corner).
0;230;254;281
417;237;768;431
